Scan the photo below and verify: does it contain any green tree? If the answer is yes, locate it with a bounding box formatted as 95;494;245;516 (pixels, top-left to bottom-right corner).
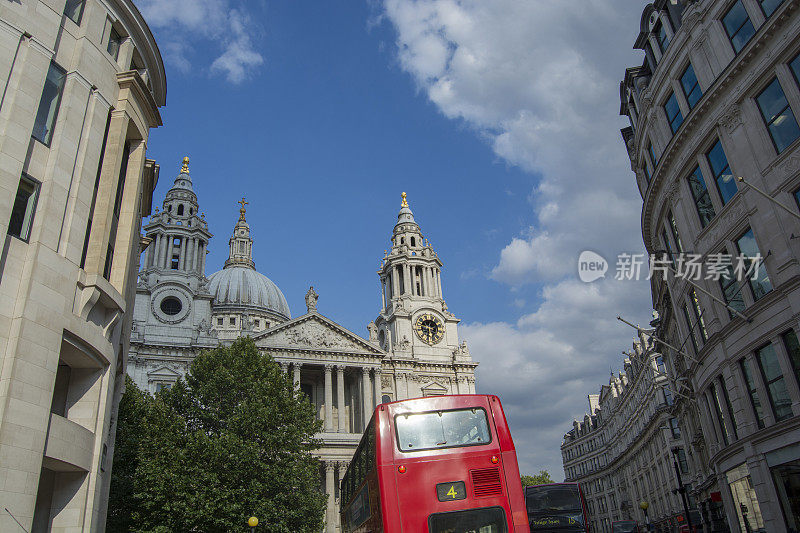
107;376;149;531
110;338;326;532
521;470;555;487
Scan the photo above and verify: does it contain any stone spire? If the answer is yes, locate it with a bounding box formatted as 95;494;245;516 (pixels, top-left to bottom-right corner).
224;198;256;269
392;192;423;249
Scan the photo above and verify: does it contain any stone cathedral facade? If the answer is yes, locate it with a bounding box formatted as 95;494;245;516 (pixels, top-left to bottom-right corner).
128;159;478;531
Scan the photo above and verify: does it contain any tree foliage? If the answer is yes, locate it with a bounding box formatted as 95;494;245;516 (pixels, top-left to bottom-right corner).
521;470;555;487
108;338;326;532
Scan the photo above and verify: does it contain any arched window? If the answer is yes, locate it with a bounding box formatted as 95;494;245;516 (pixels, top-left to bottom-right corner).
177;204;184;215
411;237;416;247
167;204;172;212
382;394;392;404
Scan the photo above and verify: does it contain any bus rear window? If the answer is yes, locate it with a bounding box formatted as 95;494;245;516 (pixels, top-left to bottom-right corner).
429;506;507;533
395;408;491;452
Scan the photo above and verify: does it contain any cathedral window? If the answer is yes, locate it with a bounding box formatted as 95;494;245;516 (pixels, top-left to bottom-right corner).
217;318;223;326
411;237;416;247
160;297;182;316
253;319;260;328
171;255;179;269
230;317;237;326
177;204;184;215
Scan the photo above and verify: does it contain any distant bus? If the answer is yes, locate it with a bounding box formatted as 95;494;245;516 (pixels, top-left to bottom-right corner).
611;520;640;533
339;394;529;532
524;483;589;532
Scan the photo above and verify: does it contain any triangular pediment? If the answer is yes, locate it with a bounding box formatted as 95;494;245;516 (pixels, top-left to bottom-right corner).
147;366;181;378
253;312;383;355
421;381;448;395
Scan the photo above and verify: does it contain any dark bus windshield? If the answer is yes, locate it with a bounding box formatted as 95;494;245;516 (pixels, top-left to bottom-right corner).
526;485;582;513
612;521;639;533
395;407;491;451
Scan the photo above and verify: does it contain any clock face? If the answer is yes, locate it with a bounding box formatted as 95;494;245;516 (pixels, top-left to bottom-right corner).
414;313;444;345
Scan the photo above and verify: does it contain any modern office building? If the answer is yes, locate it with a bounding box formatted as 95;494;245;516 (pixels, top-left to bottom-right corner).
563;333;698;533
0;0;165;530
620;0;800;530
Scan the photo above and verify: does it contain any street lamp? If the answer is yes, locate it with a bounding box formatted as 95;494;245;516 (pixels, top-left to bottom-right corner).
670;447;695;532
248;516;258;532
639;501;651;532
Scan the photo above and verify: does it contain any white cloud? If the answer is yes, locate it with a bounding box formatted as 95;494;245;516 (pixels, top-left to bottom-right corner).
380;0;653;477
138;0;264;84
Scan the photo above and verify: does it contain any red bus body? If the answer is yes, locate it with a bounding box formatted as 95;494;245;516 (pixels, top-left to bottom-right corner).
340;394;529;532
524;482;589;532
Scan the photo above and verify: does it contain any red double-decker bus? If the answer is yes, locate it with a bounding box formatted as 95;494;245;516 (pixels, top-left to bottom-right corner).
340;394;529;532
524;483;589;532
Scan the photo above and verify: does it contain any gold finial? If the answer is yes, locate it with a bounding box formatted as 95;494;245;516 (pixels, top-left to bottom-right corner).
401;192;408;208
238;197;248;211
181;156;189;173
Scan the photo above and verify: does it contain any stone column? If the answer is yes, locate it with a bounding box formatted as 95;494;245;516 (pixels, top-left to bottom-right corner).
293;363;301;391
162;234;170;268
325;461;335;533
403;264;411;295
324;364;334;432
437;269;443;298
337;365;346;433
150;234;160;267
374;367;382;407
187;237;195;271
200;242;206;274
410;265;417;296
362;367;373;427
392;268;401;298
179;235;187;270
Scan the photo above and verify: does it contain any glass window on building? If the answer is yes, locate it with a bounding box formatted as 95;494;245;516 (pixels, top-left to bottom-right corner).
771;458;800;531
669;417;681;439
687;166;716;227
665;92;684;133
756;343;793;421
681;63;703;109
781;330;800;389
718;260;746;317
723;1;756;54
710;384;731;445
675;447;689;474
735;228;772;300
706;140;737;205
757;78;800;153
726;463;766;533
64;0;85;24
690;289;708;341
648;141;659;168
790;52;800;88
761;0;785;18
683;304;701;353
740;359;767;429
8;174;40;242
721;379;740;440
663;229;676;268
32;61;67;145
655;20;670;54
668;211;684;253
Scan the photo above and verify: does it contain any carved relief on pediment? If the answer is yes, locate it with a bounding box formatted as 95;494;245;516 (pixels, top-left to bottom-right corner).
269;320;363;351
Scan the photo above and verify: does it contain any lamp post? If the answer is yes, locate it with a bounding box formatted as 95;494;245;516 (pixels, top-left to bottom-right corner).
671;447;695;532
248;516;258;532
639;501;651;532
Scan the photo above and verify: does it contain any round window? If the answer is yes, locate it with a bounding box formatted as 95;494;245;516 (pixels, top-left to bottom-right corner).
160;297;182;316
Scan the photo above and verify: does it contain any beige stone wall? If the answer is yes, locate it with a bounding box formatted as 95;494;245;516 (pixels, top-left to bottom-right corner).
0;0;164;531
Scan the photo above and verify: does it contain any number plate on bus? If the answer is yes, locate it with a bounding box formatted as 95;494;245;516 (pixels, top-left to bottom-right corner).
436;481;466;501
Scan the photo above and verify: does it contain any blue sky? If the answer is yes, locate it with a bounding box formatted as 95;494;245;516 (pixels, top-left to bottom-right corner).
138;0;652;477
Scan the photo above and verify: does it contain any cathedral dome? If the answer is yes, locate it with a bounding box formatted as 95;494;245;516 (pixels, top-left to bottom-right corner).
207;199;291;321
208;267;290;319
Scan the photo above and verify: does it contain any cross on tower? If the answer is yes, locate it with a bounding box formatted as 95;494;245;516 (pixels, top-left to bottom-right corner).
238;197;248;210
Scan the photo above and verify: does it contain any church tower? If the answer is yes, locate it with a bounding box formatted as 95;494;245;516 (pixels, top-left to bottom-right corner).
128;157;216;393
375;193;476;399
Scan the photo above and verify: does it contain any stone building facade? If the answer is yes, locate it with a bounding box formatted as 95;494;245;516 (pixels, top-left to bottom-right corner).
128;175;478;532
0;0;165;531
562;333;698;533
620;0;800;531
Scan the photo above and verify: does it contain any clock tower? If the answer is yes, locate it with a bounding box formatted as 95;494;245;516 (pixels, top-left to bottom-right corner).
374;193;477;399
